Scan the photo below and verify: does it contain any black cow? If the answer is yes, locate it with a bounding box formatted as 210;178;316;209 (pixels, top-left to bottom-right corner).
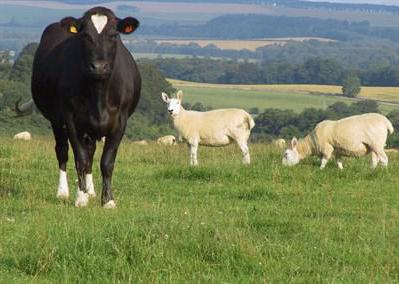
29;7;141;208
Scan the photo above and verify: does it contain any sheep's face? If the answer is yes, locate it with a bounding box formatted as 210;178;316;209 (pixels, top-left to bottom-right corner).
161;91;183;117
282;137;300;166
167;98;182;116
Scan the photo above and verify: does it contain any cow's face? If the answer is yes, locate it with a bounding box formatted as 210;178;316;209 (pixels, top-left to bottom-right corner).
61;7;139;79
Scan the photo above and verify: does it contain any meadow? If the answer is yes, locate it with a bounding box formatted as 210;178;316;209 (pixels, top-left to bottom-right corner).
1;137;399;283
170;80;399;113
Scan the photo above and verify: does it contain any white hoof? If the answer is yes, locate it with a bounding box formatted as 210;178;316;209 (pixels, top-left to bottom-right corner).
86;174;96;198
57;189;69;200
103;200;116;209
57;170;69;199
75;191;89;208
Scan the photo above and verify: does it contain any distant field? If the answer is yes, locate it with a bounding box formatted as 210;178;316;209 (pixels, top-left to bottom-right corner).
1;1;399;27
154;38;336;51
169;80;399;113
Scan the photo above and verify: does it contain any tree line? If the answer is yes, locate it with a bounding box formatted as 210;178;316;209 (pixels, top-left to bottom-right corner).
139;14;399;43
140;57;399;87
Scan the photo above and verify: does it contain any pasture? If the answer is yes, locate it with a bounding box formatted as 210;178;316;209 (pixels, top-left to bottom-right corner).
170;80;399;113
1;137;399;282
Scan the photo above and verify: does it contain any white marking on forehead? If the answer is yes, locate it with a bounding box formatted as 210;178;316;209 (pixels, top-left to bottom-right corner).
91;14;108;34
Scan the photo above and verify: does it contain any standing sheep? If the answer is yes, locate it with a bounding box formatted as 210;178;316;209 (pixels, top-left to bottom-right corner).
157;135;177;146
282;113;394;169
161;90;255;165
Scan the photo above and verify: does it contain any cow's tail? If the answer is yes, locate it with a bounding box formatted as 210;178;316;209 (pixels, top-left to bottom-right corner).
15;99;35;116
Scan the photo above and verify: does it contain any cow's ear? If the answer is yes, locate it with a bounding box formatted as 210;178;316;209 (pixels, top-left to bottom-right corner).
117;17;139;34
61;17;80;34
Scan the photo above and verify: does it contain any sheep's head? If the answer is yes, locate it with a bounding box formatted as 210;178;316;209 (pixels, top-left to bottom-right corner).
282;137;300;166
161;90;183;117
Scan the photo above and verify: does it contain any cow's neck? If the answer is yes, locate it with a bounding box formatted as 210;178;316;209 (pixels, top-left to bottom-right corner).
88;79;111;112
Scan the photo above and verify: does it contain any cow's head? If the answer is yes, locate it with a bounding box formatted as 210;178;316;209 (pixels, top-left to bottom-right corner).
60;7;139;79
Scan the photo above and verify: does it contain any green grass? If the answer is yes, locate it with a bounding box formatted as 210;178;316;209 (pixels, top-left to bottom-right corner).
1;137;399;282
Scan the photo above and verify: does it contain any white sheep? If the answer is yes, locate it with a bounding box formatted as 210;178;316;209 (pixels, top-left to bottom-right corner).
273;138;286;149
132;140;148;145
282;113;394;169
13;131;32;141
161;90;255;165
157;135;177;146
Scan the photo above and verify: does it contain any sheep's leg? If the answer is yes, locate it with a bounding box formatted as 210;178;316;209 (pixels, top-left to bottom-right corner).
236;140;250;164
320;144;333;170
371;152;379;169
189;143;198;166
376;149;388;167
320;158;329;169
337;160;343;170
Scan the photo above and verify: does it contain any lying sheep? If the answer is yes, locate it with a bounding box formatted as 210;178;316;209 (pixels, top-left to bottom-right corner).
157;135;176;146
282;113;394;169
273;138;286;149
13;131;32;141
132;140;148;145
161;90;255;165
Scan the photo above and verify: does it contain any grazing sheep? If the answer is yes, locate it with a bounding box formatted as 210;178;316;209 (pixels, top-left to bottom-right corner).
13;131;32;141
157;135;177;146
282;113;394;169
273;138;286;149
161;90;255;165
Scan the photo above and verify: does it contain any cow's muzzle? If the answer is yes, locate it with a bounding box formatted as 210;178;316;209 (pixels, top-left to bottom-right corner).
88;61;111;77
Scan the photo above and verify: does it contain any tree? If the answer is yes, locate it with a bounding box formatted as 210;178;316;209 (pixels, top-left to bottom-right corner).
342;75;361;97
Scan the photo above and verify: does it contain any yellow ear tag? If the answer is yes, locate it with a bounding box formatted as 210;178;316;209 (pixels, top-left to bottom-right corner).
70;25;78;33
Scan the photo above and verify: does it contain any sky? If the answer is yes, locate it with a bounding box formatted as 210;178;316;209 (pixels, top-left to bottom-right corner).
305;0;399;6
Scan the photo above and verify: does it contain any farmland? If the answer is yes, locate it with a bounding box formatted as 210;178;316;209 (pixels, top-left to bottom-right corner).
170;79;399;113
154;38;335;51
1;137;399;282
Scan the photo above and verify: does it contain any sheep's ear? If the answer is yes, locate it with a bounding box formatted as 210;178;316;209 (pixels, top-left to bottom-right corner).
161;92;170;103
176;90;183;101
291;137;298;149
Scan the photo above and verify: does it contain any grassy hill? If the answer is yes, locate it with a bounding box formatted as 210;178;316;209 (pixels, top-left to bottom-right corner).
1;137;399;282
169;79;399;113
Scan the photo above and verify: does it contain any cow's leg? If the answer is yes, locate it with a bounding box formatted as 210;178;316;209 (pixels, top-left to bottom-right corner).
65;115;90;207
100;128;125;208
53;125;69;199
84;138;97;198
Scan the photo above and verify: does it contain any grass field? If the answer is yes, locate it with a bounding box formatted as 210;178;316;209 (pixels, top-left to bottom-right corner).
1;137;399;282
169;80;399;113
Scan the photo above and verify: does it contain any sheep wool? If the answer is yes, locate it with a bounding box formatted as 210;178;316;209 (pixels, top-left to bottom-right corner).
282;113;394;169
162;90;255;165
